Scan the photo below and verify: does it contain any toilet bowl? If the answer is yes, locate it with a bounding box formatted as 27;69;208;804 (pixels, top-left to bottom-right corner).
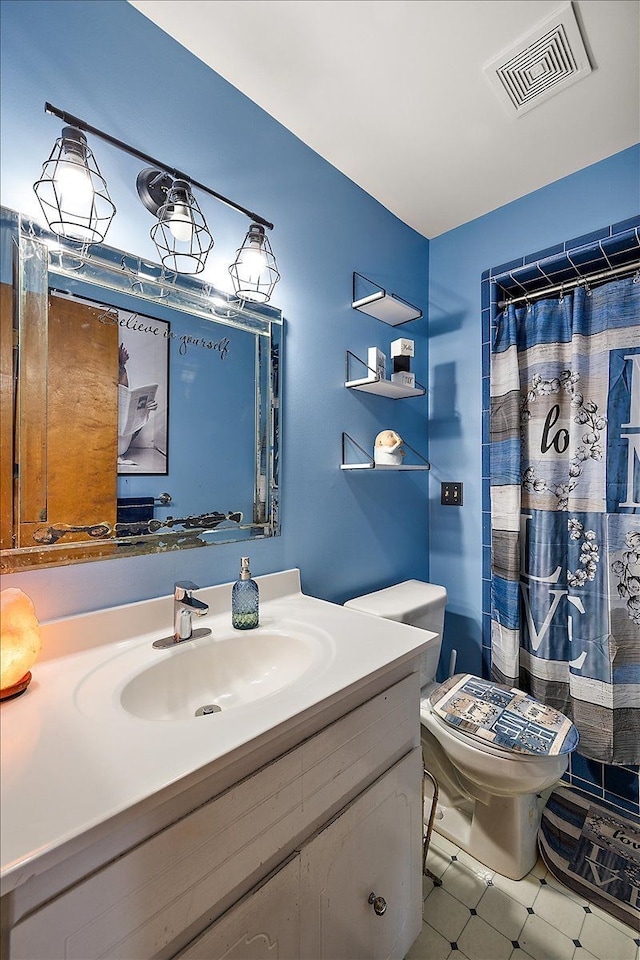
345;580;578;880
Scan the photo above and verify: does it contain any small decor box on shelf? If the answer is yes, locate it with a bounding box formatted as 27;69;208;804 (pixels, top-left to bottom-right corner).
391;338;414;376
390;338;414;358
391;371;416;388
367;347;386;382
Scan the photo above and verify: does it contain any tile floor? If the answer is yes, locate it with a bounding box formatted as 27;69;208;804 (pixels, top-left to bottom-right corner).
407;831;640;960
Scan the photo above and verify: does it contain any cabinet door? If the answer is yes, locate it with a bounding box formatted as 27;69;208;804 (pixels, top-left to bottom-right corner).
300;748;422;960
175;855;300;960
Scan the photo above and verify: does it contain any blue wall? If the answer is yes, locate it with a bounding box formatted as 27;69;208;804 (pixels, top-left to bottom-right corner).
428;145;640;681
0;0;430;620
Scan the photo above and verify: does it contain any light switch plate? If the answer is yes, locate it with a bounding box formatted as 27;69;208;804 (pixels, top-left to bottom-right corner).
441;482;463;506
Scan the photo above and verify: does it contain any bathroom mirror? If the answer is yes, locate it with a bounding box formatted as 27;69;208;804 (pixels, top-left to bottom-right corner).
0;208;282;572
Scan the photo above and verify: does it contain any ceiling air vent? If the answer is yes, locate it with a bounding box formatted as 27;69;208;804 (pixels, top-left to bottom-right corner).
484;1;592;117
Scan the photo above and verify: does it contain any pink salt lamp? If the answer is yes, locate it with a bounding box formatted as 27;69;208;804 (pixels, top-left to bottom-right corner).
0;588;41;700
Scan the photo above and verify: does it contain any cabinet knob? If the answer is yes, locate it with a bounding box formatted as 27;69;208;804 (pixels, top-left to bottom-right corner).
368;892;387;916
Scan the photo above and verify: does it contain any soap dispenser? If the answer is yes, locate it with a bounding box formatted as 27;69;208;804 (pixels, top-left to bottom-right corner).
232;557;259;629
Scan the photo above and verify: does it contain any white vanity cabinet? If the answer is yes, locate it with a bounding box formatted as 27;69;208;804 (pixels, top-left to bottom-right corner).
6;671;423;960
177;749;421;960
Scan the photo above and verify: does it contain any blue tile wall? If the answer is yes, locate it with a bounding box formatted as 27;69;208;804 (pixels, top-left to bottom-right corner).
613;214;640;234
565;226;611;249
524;243;565;264
493;221;640;301
481;217;640;822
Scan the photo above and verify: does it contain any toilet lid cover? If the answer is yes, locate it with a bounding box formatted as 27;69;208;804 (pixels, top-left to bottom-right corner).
429;674;579;756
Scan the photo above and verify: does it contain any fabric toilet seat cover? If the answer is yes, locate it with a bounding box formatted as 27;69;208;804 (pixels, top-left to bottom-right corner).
429;674;579;756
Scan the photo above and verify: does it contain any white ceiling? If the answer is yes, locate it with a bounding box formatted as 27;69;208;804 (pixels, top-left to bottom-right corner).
129;0;639;238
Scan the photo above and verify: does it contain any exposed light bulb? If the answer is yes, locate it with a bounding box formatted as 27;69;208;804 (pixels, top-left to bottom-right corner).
161;181;197;243
241;241;267;280
51;129;98;241
166;202;194;242
56;157;94;221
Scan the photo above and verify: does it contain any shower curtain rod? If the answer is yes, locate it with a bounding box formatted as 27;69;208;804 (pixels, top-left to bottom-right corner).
497;259;640;308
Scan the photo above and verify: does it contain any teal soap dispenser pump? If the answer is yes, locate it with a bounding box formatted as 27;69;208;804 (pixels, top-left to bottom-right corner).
232;557;259;629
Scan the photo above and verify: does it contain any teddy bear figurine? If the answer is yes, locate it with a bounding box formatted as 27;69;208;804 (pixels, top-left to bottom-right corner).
374;429;405;466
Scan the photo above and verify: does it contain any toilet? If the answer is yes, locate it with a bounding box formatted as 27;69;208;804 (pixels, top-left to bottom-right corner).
345;580;578;880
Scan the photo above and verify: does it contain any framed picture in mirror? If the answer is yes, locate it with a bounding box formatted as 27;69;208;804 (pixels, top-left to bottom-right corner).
116;310;170;476
50;291;171;476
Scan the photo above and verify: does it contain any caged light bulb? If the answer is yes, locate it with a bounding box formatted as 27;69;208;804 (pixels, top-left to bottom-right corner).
56;157;95;220
34;125;116;245
241;239;268;280
229;223;279;303
161;180;197;243
166;202;195;243
51;129;98;240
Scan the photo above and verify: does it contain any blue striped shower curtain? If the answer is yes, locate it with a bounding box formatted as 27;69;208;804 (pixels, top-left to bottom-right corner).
490;276;640;764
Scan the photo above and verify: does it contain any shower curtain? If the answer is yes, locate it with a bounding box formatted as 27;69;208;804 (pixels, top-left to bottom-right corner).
490;275;640;764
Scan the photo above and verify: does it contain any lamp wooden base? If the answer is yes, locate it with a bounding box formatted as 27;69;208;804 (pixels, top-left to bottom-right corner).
0;671;32;701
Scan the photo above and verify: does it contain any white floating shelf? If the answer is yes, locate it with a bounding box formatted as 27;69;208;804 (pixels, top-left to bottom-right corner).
341;432;430;472
352;290;422;326
345;376;425;399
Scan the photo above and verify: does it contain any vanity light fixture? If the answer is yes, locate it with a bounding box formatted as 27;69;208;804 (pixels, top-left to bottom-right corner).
34;104;280;297
229;223;281;303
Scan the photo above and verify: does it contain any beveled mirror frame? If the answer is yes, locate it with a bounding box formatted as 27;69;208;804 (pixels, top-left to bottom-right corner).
0;208;282;572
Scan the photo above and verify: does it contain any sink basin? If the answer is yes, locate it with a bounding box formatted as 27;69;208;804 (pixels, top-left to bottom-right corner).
122;630;319;721
74;618;331;723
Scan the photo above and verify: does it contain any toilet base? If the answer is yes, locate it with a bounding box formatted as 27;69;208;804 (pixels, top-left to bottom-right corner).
429;792;544;881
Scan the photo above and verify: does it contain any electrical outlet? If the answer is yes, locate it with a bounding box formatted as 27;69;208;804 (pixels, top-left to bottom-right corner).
441;482;463;506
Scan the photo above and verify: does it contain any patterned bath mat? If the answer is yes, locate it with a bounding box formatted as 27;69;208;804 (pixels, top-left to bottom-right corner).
539;786;640;931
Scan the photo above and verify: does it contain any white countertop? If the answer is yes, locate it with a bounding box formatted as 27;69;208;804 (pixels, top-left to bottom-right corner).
0;570;434;894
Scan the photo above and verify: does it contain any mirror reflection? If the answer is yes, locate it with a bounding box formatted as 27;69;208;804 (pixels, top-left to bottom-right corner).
0;208;282;572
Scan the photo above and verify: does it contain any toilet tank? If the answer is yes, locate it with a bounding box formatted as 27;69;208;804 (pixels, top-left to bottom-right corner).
344;580;447;690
